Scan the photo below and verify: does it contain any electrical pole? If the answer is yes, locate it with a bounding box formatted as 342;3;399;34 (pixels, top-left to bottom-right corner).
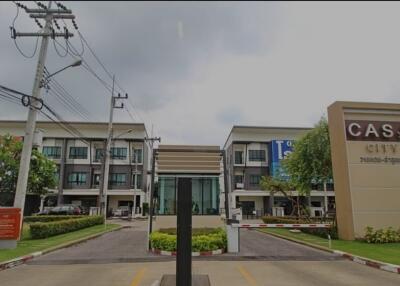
12;1;75;220
98;75;128;217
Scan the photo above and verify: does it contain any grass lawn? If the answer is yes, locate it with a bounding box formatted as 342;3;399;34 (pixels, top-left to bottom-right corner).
259;228;400;265
0;223;120;263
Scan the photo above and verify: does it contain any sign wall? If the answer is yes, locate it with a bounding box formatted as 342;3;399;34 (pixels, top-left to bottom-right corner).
328;102;400;240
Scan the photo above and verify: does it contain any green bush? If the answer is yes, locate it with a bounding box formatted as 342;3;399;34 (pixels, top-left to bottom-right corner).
261;216;338;239
364;226;400;243
24;215;85;223
150;228;227;252
29;216;104;239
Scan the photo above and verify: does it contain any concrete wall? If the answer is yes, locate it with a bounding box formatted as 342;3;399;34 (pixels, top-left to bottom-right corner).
152;215;224;230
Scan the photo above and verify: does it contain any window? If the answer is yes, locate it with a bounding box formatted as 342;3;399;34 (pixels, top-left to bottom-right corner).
110;173;127;186
95;149;104;162
248;150;266;162
249;175;261;186
42;146;61;159
131;173;142;189
132;149;143;163
68;172;87;185
92;174;100;187
235;175;243;184
234;151;243;164
69;147;88;159
110;147;127;160
157;177;220;215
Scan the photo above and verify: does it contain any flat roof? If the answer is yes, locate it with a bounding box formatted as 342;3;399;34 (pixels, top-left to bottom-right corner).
223;125;312;149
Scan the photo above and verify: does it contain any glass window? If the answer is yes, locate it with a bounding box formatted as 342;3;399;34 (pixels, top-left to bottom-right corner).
158;177;176;215
234;151;243;164
192;178;202;215
68;172;87;185
249;175;261;186
42;146;61;159
69;147;88;159
110;173;127;186
235;175;243;184
92;174;100;187
132;149;143;163
110;147;127;160
131;173;142;189
248;150;266;162
95;149;104;162
157;177;219;215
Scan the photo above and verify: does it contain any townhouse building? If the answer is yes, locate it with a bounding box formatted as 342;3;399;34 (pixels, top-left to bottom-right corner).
223;125;336;218
0;120;151;215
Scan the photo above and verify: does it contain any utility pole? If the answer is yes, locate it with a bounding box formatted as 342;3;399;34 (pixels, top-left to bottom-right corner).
12;1;75;220
98;76;128;217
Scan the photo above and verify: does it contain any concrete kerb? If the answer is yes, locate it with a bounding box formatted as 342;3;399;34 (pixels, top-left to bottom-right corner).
256;229;400;274
0;224;126;272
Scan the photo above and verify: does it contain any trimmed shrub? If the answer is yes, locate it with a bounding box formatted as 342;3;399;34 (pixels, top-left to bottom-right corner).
24;215;85;223
261;216;338;239
29;216;104;239
364;226;400;243
150;228;227;252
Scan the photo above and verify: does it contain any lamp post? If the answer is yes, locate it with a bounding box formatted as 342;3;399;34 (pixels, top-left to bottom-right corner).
44;59;82;83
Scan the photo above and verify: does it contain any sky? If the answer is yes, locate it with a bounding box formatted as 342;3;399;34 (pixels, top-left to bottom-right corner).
1;1;400;145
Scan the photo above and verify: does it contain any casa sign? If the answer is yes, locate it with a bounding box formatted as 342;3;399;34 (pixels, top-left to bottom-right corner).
328;102;400;240
346;120;400;141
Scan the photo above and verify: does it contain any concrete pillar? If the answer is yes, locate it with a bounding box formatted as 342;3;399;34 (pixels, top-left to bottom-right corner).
226;224;239;253
159;178;165;214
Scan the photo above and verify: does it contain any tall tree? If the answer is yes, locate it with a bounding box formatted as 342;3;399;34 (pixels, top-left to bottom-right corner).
282;117;332;195
0;134;57;196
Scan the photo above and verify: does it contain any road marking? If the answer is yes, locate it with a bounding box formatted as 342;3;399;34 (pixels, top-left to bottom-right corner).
237;265;258;286
130;267;147;286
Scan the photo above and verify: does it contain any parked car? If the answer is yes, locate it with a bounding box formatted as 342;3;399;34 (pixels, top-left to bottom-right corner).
112;206;130;217
34;207;53;215
49;205;82;215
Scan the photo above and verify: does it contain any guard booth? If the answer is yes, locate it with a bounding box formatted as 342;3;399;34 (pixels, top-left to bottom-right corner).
148;145;226;286
150;145;225;232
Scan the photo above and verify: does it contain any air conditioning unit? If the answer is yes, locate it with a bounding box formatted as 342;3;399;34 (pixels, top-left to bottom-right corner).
236;183;244;189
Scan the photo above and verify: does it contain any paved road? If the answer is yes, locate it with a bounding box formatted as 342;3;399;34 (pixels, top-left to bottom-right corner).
2;260;400;286
30;219;162;265
232;228;338;260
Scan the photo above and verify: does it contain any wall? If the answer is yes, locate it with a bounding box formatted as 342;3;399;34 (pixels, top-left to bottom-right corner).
152;215;224;230
328;101;400;240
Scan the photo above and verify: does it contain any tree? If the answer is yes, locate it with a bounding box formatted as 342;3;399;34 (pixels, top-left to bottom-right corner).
260;117;333;217
0;134;57;197
282;117;332;196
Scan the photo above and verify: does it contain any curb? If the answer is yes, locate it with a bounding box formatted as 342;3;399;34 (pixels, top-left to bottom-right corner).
0;224;124;272
257;229;400;274
151;248;224;257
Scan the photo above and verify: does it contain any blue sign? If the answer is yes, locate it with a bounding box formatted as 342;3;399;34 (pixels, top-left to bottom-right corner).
270;140;294;179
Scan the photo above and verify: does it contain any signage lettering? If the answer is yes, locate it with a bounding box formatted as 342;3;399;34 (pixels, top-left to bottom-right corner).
345;120;400;141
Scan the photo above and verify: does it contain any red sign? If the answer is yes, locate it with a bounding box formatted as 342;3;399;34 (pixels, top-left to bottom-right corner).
0;208;21;240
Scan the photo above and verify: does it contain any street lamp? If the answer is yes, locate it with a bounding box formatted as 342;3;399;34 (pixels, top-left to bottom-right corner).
45;59;82;79
112;129;133;139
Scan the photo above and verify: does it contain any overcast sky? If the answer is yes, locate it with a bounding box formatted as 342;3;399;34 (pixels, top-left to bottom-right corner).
1;1;400;145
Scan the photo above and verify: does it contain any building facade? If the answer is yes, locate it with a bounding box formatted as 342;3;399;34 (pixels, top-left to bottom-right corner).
224;126;336;218
151;145;225;230
0;121;151;215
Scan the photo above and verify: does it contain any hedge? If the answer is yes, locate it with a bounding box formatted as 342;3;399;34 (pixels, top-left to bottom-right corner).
365;226;400;243
24;215;85;223
29;216;104;239
150;228;227;252
262;216;338;239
